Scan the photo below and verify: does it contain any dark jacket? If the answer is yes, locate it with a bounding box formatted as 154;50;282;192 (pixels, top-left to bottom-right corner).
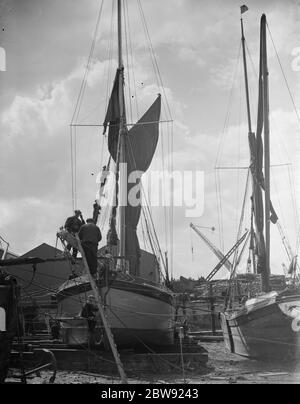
78;223;102;245
65;215;84;233
81;302;98;319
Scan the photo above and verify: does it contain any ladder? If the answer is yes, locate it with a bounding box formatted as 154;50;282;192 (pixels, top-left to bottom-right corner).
57;231;127;383
75;235;127;384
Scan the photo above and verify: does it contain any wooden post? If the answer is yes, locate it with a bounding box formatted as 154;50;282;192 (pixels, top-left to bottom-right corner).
75;235;127;384
261;14;271;291
209;283;216;336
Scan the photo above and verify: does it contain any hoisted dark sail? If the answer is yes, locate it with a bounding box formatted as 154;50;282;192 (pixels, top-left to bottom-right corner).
103;68;123;145
124;95;161;275
104;69;161;275
103;69;123;250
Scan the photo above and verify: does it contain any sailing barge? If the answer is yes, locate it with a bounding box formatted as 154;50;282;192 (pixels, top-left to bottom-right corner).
221;12;300;360
0;272;19;383
56;0;175;348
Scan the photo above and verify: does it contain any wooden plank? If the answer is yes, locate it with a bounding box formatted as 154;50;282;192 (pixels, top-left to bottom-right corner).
75;235;127;384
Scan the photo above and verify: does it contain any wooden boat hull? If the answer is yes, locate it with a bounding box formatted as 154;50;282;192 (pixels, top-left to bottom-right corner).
56;275;175;348
221;291;300;360
0;333;14;383
0;278;18;383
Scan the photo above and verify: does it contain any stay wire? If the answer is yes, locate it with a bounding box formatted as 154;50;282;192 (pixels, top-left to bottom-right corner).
267;22;300;127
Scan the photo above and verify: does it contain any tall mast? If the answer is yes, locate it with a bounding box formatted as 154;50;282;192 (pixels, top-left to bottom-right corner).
261;14;271;290
118;0;126;270
241;15;252;134
240;7;256;273
118;0;123;69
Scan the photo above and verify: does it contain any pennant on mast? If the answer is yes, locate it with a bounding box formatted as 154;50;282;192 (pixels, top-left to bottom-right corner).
241;5;249;14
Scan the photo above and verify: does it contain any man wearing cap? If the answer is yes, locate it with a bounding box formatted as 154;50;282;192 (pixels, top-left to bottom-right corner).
78;219;102;276
64;210;85;259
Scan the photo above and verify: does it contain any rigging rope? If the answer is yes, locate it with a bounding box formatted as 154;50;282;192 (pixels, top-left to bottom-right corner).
266;22;300;256
190;226;194;262
67;0;174;281
235;77;243;237
105;0;116;111
169;121;174;279
215;41;242;252
288;165;300;253
160;123;170;260
137;0;173;121
131;0;174;277
123;0;133;124
232;169;251;273
108;305;194;374
267;22;300;127
69;0;105;209
125;0;140;119
126;132;168;278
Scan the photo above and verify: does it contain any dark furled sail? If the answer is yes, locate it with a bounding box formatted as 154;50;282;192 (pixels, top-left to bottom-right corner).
104;69;161;275
248;18;278;275
124;95;161;275
103;68;123;155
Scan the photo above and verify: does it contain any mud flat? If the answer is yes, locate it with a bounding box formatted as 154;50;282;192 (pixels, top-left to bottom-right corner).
188;342;300;384
6;342;300;384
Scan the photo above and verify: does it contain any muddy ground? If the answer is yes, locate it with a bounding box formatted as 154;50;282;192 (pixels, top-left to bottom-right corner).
6;341;300;384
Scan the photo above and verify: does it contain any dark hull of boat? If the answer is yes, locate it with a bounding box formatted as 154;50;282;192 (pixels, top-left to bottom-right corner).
0;333;13;383
221;292;300;360
0;277;18;383
59;318;174;348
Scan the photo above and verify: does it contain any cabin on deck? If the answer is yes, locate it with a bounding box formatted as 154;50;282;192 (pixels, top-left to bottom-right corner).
97;246;161;284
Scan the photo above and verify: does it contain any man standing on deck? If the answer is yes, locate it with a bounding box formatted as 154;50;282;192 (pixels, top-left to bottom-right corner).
64;210;85;260
78;219;102;276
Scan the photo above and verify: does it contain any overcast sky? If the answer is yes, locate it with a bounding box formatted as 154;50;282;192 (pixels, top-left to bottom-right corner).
0;0;300;280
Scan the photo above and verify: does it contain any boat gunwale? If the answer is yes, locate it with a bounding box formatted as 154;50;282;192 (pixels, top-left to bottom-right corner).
224;293;300;326
56;276;174;306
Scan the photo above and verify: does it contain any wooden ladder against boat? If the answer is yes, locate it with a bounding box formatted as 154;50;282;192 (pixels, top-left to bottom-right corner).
74;235;127;384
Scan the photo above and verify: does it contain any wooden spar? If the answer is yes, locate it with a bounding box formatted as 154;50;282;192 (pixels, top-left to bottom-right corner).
117;0;126;271
75;235;128;384
118;0;123;69
241;16;252;134
240;12;256;274
0;236;9;260
261;14;271;292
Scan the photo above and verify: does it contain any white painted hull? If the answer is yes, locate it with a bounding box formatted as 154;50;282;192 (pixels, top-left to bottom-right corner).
56;275;175;347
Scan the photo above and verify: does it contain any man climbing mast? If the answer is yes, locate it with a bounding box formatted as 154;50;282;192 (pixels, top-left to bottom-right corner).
92;162;110;224
92;201;101;224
